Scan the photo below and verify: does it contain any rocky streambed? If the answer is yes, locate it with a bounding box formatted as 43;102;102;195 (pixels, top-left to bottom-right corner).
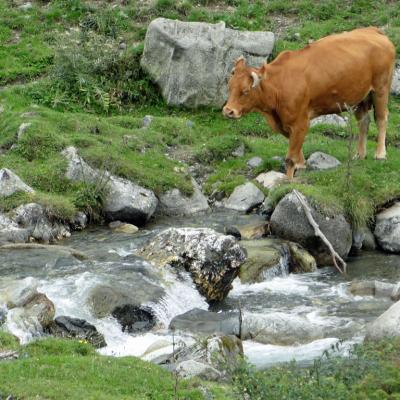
1;209;399;374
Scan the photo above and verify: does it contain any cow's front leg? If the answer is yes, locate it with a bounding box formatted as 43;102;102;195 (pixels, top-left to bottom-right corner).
285;123;308;179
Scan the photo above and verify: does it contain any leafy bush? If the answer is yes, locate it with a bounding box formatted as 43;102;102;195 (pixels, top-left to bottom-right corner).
43;31;159;112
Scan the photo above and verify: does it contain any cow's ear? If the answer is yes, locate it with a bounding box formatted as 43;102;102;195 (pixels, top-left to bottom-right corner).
259;63;268;79
235;55;246;69
251;71;262;88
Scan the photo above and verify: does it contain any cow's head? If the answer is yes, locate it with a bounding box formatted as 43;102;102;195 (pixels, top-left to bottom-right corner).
223;56;266;119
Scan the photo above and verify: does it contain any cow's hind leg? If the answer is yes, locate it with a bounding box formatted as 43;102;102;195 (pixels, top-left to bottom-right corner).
354;96;372;160
372;90;389;160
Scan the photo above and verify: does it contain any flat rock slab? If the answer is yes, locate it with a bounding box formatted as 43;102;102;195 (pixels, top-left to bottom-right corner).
306;152;341;170
141;18;274;107
224;182;264;212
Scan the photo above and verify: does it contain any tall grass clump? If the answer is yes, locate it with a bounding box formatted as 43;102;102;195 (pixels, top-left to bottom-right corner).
40;31;159;113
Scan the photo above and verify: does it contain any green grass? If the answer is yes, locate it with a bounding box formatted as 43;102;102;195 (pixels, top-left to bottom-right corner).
0;333;218;399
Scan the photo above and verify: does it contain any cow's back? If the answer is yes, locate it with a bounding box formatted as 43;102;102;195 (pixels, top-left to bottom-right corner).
270;27;395;116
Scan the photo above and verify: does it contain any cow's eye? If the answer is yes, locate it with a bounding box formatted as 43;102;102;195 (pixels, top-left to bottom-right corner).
242;89;249;96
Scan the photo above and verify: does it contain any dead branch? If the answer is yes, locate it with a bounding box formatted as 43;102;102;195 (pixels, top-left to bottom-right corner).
293;190;347;274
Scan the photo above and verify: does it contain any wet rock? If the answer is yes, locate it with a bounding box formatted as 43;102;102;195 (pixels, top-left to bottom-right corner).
374;202;400;253
352;226;376;251
310;114;347;128
0;212;30;245
239;239;289;283
255;171;287;190
87;283;164;318
141;18;274;107
242;312;324;345
48;316;106;348
17;122;31;140
112;305;155;333
71;212;88;230
261;197;275;216
306;152;341;170
366;300;400;340
247;156;263;168
270;190;352;266
62;147;158;225
169;308;240;336
391;63;400;96
21;292;55;329
0;169;33;197
224;226;241;239
238;221;269;240
138;227;246;302
109;221;139;234
157;179;210;216
224;182;264;213
2;278;38;309
13;203;70;243
288;242;317;273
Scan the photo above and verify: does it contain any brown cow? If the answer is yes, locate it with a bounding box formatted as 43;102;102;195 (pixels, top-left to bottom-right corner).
223;27;396;179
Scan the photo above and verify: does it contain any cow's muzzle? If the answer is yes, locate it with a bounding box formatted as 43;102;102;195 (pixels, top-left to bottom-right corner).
222;106;241;119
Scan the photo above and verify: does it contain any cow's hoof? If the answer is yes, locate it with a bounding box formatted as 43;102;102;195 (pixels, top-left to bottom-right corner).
353;153;366;160
374;156;387;161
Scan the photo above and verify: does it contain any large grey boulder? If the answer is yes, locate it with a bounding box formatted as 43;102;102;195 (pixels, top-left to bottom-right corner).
391;63;400;96
176;360;221;380
138;227;246;302
13;203;71;243
270;191;352;265
157;179;209;216
366;300;400;340
62;147;158;225
0;168;33;197
224;182;264;212
374;202;400;253
141;18;274;107
306;152;341;171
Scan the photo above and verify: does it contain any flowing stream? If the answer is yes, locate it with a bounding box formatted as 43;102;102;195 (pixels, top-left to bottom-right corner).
1;210;399;368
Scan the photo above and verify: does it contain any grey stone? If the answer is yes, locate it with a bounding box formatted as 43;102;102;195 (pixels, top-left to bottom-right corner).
306;152;341;171
62;146;158;225
141;18;274;108
0;168;33;197
0;212;30;244
72;212;88;230
288;242;317;273
255;171;287;190
374;202;400;253
247;156;263;168
169;308;240;336
138;227;246;301
350;280;400;300
270;190;352;266
310;114;347;128
366;300;400;340
13;203;70;243
111;223;139;234
231;143;245;158
157;179;209;216
112;305;155;333
391;63;400;96
224;182;264;212
18;2;32;11
237;221;269;240
176;360;221;380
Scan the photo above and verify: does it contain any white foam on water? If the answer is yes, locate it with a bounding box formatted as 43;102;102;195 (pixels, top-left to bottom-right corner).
244;338;341;369
230;273;327;297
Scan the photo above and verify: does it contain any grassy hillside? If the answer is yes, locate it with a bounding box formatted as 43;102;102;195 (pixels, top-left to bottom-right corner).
0;0;400;228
